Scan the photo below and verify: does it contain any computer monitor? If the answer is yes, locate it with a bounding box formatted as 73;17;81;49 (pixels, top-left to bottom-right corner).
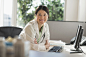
71;25;84;53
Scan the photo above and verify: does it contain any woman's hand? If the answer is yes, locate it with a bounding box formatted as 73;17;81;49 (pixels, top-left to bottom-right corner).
34;38;38;44
45;40;50;49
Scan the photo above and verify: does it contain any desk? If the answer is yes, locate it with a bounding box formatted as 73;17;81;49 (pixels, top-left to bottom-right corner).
29;40;86;57
29;49;85;57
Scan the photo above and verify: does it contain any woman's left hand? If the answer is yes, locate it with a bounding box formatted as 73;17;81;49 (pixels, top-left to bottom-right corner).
45;40;50;49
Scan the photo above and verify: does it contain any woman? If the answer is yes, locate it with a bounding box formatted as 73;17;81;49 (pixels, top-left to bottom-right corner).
20;5;50;51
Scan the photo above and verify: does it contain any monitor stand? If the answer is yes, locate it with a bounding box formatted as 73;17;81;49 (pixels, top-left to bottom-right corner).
70;48;83;53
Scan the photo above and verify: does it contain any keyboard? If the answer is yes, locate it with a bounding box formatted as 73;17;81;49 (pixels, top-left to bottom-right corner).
48;46;63;53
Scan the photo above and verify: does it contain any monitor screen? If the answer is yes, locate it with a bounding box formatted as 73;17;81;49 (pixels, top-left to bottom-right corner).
74;25;82;49
72;25;84;53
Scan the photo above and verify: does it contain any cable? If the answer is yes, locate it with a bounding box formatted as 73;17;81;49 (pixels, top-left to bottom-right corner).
80;47;86;55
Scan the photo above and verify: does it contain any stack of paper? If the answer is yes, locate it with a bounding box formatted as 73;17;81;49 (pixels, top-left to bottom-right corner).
49;40;65;46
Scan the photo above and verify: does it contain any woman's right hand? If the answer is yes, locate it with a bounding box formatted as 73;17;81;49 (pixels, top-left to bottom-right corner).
45;43;50;49
34;38;38;44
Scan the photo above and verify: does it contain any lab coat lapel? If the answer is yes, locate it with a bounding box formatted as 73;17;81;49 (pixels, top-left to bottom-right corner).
41;23;46;37
39;23;46;43
34;19;39;37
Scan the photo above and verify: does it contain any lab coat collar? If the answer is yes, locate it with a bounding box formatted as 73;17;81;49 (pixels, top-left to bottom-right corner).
33;19;46;38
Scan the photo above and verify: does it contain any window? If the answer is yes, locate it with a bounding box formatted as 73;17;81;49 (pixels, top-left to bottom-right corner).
0;0;3;26
0;0;1;19
0;0;13;26
1;0;86;27
3;0;13;26
17;0;65;27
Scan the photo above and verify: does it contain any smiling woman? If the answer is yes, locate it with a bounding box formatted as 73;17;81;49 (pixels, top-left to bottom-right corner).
36;10;48;24
19;5;50;51
35;5;49;30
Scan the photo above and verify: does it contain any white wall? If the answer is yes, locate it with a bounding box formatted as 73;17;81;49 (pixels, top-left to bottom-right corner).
65;0;86;21
47;21;86;43
65;0;79;21
12;0;17;26
78;0;86;22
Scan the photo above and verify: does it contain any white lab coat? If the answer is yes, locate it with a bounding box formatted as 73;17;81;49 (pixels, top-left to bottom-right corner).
19;19;50;51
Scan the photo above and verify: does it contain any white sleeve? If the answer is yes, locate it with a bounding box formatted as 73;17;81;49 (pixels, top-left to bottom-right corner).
31;43;46;51
19;24;35;43
19;24;46;51
45;24;50;41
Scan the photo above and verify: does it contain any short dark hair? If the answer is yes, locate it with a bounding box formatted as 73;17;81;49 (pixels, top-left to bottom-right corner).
35;5;49;17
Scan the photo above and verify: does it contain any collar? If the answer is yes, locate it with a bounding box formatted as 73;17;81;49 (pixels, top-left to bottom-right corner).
33;19;46;36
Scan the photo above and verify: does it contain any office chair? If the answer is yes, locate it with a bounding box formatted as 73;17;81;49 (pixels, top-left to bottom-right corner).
0;26;22;39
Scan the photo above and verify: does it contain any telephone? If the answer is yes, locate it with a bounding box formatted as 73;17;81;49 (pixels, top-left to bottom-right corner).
70;36;86;46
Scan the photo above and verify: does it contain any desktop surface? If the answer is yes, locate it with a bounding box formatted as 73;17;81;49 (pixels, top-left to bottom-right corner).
29;50;65;57
29;50;85;57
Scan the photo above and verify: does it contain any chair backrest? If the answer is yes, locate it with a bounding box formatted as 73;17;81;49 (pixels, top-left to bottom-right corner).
0;26;22;38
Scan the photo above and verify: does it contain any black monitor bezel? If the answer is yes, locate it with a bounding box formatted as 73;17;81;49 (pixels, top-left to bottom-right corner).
74;25;84;51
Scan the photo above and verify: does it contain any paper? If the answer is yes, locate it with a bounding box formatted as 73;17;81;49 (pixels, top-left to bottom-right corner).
49;40;65;46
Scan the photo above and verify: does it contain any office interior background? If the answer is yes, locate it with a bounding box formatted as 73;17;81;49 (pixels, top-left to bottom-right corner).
0;0;86;43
